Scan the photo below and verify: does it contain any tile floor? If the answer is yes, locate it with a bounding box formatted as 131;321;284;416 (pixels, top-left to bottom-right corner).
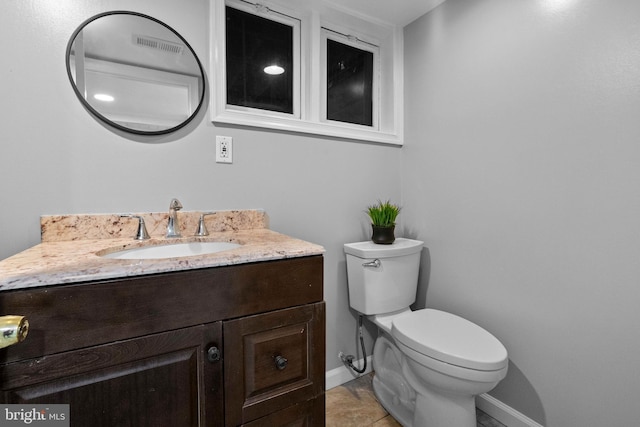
326;373;506;427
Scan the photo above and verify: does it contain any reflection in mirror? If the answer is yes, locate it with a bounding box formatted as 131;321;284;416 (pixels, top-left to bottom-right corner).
66;12;205;135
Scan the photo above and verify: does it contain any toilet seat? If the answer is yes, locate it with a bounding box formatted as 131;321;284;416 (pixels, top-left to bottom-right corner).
391;309;508;371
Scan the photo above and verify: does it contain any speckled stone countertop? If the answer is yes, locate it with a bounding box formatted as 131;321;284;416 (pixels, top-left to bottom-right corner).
0;210;324;291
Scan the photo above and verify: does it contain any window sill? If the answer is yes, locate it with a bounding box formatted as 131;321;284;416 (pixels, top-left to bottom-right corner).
212;109;403;146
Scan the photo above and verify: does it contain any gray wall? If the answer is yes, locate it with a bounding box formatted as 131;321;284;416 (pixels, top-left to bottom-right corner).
0;0;400;373
6;0;640;425
403;0;640;425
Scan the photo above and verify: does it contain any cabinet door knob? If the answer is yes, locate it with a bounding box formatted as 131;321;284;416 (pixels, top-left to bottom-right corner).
275;355;288;370
0;315;29;349
207;345;221;362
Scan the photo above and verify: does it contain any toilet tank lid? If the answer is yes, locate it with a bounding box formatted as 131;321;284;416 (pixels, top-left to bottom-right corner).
392;309;508;371
344;238;424;258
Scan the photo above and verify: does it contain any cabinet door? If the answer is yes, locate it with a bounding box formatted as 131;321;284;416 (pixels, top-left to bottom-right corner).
0;324;224;427
224;303;325;426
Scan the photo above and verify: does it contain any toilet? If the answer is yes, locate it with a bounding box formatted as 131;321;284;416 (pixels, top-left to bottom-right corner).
344;238;508;427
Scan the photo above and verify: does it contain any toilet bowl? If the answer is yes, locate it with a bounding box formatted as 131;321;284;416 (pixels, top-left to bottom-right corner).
344;239;508;427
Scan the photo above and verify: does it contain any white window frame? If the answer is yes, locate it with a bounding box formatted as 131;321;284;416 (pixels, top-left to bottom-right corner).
223;0;302;119
210;0;403;145
320;26;380;130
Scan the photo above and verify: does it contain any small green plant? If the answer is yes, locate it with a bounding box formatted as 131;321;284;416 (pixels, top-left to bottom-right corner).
366;200;401;227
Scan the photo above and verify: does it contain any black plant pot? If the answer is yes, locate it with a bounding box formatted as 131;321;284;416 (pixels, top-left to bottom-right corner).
371;225;395;244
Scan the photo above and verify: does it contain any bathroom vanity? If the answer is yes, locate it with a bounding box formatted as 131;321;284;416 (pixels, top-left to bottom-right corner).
0;210;325;426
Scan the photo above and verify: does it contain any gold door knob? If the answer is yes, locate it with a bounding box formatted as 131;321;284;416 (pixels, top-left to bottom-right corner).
0;315;29;349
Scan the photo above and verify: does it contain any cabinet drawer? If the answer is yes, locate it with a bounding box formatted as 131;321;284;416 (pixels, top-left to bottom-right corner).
224;303;325;426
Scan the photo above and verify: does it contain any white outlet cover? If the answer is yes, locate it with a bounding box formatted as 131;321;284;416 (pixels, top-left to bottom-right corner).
216;136;233;163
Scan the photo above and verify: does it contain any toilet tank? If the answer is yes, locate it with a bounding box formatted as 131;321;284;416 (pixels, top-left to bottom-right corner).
344;238;424;315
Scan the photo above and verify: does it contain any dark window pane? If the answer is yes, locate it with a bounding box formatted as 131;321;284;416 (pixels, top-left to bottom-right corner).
326;39;373;126
226;6;294;114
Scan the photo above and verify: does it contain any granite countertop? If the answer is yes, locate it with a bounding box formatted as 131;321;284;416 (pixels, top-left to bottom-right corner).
0;210;325;291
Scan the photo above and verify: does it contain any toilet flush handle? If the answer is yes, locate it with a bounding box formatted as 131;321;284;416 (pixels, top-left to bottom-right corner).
363;259;381;268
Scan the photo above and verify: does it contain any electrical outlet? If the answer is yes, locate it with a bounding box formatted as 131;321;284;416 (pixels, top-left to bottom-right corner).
216;136;233;163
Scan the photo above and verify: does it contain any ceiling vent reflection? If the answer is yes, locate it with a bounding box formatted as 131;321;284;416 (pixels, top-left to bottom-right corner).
133;34;185;55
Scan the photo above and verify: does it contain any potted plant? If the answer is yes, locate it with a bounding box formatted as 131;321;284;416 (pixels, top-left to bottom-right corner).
366;200;401;244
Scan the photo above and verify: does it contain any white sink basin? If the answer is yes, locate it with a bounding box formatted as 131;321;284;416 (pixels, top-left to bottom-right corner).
102;241;241;260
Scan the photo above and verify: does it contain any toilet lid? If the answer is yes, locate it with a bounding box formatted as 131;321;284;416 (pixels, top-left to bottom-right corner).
391;309;508;371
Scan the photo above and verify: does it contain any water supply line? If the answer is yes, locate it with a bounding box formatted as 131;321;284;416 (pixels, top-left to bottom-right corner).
339;314;367;374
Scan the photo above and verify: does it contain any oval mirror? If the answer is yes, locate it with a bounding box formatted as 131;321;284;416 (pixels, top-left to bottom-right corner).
66;11;205;135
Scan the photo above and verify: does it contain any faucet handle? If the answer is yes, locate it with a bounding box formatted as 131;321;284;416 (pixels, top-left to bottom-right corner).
120;215;150;240
170;198;183;210
195;212;216;236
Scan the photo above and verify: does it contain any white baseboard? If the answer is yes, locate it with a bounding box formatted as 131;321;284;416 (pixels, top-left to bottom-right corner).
325;355;373;390
326;363;543;427
477;393;544;427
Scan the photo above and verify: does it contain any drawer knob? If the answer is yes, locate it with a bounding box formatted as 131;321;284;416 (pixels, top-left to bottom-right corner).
274;355;288;370
0;315;29;349
207;346;221;363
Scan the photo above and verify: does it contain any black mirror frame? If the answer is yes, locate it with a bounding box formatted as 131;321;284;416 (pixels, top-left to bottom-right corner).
65;11;206;136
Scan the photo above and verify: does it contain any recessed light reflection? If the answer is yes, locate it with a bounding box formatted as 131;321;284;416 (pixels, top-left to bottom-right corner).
94;93;114;102
263;65;285;75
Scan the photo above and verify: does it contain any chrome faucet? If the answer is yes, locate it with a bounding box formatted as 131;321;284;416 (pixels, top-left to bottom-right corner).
166;198;183;238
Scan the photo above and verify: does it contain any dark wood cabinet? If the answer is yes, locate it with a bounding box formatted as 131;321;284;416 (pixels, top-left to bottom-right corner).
2;324;224;426
224;304;324;426
0;256;324;427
